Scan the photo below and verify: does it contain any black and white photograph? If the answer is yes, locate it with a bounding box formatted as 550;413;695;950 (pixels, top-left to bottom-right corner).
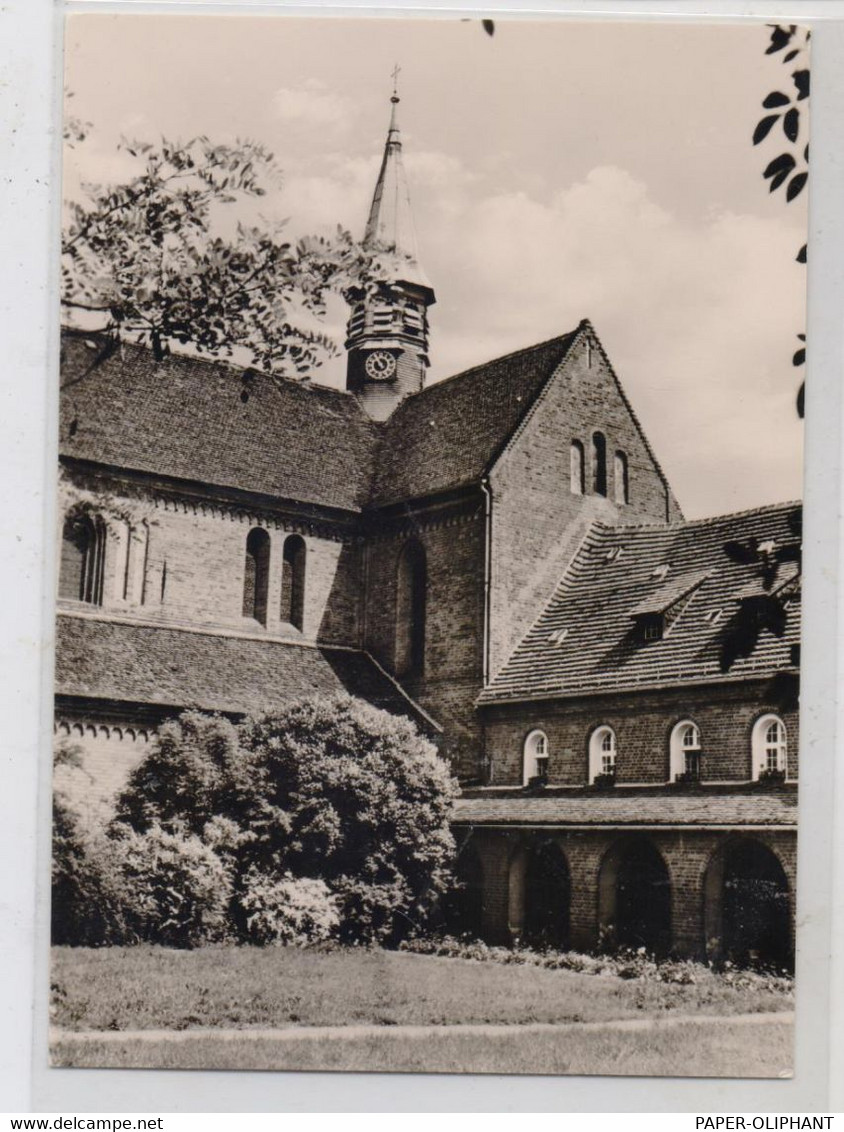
50;11;807;1078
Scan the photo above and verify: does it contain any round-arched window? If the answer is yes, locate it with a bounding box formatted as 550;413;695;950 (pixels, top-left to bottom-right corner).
669;720;701;781
589;726;616;782
523;730;549;785
752;714;787;779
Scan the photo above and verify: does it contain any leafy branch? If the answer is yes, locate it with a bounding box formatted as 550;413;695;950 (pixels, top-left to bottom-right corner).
753;24;810;415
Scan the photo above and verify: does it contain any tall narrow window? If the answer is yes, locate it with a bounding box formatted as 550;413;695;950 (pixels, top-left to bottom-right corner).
670;720;701;781
570;440;585;495
396;540;426;678
523;730;549;785
588;725;616;782
592;432;607;496
614;450;629;505
752;714;788;779
242;527;270;626
59;513;105;605
280;534;306;631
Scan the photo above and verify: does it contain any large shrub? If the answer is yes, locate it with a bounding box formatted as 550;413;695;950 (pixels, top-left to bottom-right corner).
108;823;231;947
51;795;126;946
114;697;458;944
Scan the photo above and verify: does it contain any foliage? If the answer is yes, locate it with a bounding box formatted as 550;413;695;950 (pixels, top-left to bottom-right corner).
62;134;377;377
113;697;458;944
237;870;340;946
753;24;810;414
238;697;458;942
108;823;231;947
717;508;801;673
51;794;127;947
399;936;794;989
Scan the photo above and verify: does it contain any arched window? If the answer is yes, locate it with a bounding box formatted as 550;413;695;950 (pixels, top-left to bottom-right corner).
589;725;616;782
752;714;787;779
614;450;629;505
59;513;105;605
523;730;549;785
280;535;306;631
570;440;585;495
242;527;270;626
396;539;426;678
592;432;607;496
670;720;701;781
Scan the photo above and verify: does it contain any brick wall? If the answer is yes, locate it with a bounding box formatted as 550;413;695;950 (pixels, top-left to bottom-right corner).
363;499;486;778
482;679;799;786
488;332;682;677
57;472;363;647
54;716;155;825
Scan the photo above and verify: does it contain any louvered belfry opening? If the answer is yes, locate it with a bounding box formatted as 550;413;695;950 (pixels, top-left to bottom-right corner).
396;539;427;678
243;527;270;626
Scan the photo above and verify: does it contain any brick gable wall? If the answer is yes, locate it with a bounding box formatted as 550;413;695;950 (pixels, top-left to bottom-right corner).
488;334;681;678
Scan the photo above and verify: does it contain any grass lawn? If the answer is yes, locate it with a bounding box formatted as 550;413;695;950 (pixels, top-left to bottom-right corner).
50;1018;793;1077
50;945;794;1076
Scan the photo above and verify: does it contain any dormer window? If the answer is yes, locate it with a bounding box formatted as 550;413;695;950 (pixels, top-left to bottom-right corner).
641;616;664;642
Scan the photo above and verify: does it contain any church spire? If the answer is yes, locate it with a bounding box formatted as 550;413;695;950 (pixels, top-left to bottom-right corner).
362;67;426;284
345;75;436;421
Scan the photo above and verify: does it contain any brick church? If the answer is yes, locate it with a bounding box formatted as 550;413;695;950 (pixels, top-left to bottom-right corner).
55;92;799;968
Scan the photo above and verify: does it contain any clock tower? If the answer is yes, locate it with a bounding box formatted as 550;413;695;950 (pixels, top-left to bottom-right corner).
345;77;436;421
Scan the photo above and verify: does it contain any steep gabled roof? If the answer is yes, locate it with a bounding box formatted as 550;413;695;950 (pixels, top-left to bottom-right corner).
60;333;380;512
368;330;580;506
479;502;801;702
55;612;438;733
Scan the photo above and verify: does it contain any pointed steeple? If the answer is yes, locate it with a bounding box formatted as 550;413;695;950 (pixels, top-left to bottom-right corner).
345;74;436;421
362;78;429;288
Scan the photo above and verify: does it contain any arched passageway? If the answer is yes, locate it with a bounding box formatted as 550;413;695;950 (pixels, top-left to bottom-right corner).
721;841;791;971
599;838;671;956
522;840;570;950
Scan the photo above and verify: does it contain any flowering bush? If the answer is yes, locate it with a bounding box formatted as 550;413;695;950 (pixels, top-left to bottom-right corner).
109;823;231;947
237;870;340;945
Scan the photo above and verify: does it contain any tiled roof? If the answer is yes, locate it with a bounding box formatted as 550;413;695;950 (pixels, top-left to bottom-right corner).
60;327;584;513
59;333;380;512
480;502;801;702
55;612;438;732
452;792;797;827
368;331;580;506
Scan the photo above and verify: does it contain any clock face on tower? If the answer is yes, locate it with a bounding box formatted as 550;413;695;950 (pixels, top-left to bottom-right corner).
364;349;397;381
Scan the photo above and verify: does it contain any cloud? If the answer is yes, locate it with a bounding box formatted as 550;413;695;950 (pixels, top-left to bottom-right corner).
272;80;354;132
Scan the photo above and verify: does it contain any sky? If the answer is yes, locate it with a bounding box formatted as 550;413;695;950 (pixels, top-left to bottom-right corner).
63;13;807;518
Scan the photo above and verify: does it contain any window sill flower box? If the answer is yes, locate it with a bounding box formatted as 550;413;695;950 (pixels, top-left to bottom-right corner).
592;772;616;790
